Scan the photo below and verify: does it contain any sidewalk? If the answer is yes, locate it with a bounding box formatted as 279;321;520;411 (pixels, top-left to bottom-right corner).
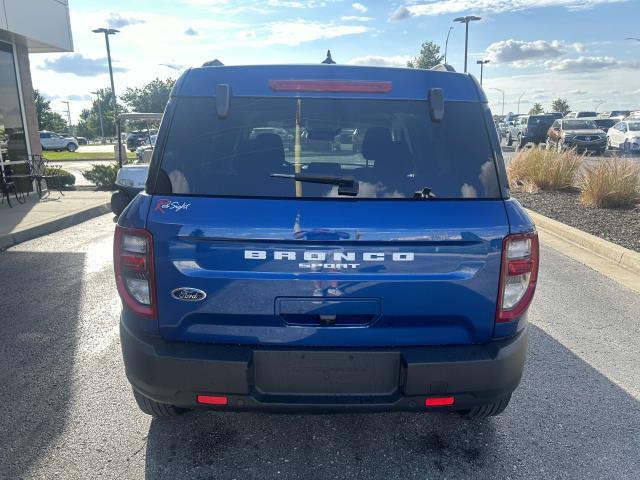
0;190;112;250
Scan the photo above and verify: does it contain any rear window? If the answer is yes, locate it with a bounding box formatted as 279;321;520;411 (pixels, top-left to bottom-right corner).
527;115;554;127
154;97;501;199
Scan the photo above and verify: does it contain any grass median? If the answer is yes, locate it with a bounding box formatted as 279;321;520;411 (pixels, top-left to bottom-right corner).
43;151;137;161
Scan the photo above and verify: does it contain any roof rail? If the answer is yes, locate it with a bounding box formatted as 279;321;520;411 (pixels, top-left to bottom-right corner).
430;64;456;72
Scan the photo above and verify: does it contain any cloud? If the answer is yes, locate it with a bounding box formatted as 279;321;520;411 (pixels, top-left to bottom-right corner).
341;16;373;21
485;39;582;67
546;56;639;73
389;6;412;21
106;13;145;29
40;54;128;77
184;27;199;35
66;94;92;101
347;55;411;67
251;20;368;46
388;0;628;19
352;2;368;12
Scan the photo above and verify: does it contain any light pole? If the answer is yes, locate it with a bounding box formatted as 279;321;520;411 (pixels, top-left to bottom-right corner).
92;27;123;166
490;87;505;116
517;91;526;115
61;100;72;135
453;15;481;73
91;91;106;144
444;26;453;64
476;59;490;85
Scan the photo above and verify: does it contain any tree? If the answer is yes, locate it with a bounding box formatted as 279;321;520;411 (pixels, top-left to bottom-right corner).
121;78;175;113
33;90;67;132
75;88;123;139
551;98;570;116
528;102;544;115
407;41;444;69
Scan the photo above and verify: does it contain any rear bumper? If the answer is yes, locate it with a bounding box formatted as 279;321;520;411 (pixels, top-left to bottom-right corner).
120;320;528;412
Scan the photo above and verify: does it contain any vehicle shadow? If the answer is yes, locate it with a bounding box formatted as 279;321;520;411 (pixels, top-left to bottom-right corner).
0;250;85;478
144;324;639;479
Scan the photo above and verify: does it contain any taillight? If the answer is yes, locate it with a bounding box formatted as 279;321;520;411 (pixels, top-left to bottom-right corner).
496;232;539;323
114;225;156;319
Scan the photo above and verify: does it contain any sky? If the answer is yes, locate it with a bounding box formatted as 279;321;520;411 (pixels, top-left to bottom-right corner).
31;0;640;122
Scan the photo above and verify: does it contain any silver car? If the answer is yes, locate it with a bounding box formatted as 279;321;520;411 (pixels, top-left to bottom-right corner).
39;131;79;152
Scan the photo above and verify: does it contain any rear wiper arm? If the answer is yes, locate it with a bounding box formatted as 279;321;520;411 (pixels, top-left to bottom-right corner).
271;172;359;196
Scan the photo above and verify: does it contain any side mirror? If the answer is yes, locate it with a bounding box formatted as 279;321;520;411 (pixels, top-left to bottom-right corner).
215;84;231;119
428;88;444;122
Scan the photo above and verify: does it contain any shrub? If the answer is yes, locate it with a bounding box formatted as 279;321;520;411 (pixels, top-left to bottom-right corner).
83;164;118;190
507;147;582;192
44;167;75;189
579;158;640;209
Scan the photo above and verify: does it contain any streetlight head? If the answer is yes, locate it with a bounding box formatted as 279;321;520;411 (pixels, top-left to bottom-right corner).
454;15;482;23
92;28;119;35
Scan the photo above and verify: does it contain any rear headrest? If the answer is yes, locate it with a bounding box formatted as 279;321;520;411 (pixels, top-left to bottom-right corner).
361;127;393;160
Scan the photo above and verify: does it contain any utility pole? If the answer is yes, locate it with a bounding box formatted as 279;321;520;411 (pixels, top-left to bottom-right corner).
444;26;453;64
93;28;122;166
490;87;505;116
91;91;106;144
61;100;72;135
517;91;526;115
476;59;490;85
454;15;481;73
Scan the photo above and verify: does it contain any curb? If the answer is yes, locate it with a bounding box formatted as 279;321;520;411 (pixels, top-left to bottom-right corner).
0;202;111;251
526;209;640;275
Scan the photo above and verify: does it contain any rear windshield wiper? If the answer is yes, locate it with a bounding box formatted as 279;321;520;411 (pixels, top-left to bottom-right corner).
271;172;359;196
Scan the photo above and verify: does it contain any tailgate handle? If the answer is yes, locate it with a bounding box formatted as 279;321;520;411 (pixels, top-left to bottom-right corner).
276;298;381;327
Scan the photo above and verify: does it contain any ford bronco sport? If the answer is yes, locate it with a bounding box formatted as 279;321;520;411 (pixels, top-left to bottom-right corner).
115;64;538;418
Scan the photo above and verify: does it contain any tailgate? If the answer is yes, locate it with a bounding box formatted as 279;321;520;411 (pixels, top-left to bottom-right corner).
147;197;508;347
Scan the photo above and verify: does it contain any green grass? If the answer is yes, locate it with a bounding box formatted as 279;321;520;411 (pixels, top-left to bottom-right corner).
43;151;137;161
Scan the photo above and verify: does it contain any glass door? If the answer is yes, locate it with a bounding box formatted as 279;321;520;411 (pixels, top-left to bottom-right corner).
0;41;30;192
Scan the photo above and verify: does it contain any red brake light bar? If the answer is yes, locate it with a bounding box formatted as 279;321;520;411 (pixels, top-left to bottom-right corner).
269;79;392;93
425;396;455;407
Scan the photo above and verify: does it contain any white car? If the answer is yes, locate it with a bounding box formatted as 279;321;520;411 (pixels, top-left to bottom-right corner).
606;121;640;152
39;131;79;152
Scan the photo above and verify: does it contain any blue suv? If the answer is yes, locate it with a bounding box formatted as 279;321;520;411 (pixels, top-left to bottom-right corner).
115;64;538;418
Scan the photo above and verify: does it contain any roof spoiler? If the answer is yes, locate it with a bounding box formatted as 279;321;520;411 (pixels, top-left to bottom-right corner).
430;64;456;72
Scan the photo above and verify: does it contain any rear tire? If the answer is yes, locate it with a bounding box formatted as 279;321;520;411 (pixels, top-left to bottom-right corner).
507;133;513;146
463;395;511;418
66;142;77;152
132;389;184;417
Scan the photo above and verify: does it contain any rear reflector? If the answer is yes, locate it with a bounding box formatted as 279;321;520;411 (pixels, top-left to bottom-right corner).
197;395;228;405
425;396;455;407
269;79;392;93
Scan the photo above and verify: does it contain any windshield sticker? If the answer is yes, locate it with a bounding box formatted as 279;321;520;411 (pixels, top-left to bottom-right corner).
155;199;191;213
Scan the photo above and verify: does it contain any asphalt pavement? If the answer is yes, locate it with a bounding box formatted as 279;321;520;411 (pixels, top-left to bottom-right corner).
0;214;638;479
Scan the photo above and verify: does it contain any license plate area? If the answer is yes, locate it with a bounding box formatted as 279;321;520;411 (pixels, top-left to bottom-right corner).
253;351;400;396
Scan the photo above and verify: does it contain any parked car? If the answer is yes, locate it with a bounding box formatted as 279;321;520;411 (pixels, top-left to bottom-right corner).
111;163;150;216
39;131;78;152
587;118;617;133
564;111;597;119
126;130;156;152
606;120;640;152
508;114;556;148
547;112;564;119
599;110;631;119
115;63;537;419
546;119;606;153
76;136;88;145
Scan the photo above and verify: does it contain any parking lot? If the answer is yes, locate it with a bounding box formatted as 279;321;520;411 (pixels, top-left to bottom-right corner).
0;215;638;479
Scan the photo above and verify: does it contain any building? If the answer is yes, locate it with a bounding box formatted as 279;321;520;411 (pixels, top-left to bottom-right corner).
1;0;73;190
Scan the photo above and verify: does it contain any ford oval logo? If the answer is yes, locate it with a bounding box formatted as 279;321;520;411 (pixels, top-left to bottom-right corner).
171;287;207;302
